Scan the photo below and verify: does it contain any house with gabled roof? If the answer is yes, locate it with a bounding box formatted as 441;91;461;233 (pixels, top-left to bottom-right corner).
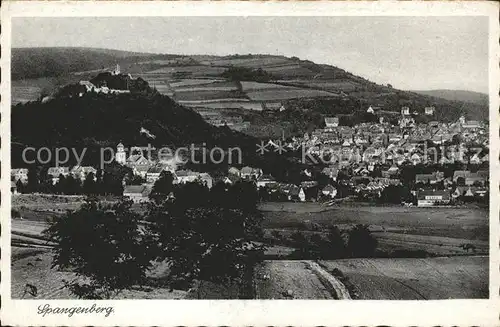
11;168;28;183
123;184;152;203
417;190;451;206
71;166;97;182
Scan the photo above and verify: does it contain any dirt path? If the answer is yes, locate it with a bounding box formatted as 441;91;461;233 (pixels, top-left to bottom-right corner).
255;260;351;299
306;261;351;299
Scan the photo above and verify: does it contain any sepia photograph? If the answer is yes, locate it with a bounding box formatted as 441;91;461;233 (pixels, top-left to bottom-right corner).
1;1;499;326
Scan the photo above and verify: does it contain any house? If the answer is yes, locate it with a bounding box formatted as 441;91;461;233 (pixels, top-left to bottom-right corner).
11;181;18;195
133;165;151;179
123;185;152;203
382;165;399;178
79;80;96;92
424;106;435;115
263;102;285;112
410;153;422;164
288;186;306;202
173;170;200;184
321;167;339;181
401;106;410;115
454;186;487;198
11;168;28;183
452;170;471;184
321;184;337;198
240;166;262;180
228;167;241;177
127;153;151;167
256;174;276;188
366;106;375;114
465;172;487;186
300;181;318;189
462;120;481;129
469;153;482;165
146;166;165;184
115;143;127;165
415;172;444;185
70;166;97;182
47;167;70;184
476;170;489;180
325;117;339;128
417;190;451;207
223;174;241;185
197;173;214;189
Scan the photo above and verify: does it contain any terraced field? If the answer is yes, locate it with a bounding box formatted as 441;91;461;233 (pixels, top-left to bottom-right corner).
246;88;336;101
186;101;263;111
205;56;291;68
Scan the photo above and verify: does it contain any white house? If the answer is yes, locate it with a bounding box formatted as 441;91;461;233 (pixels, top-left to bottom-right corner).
417;190;451;207
325;117;339;128
424;106;435;115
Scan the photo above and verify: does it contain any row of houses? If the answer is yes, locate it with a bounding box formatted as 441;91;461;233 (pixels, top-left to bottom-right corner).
11;166;98;185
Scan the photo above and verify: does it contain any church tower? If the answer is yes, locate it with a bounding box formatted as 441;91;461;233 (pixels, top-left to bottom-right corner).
113;64;120;75
115;143;126;165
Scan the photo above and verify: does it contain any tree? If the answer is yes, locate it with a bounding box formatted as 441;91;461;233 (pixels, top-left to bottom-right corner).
15;179;26;194
44;199;154;299
347;224;378;258
326;225;346;258
378;185;409;204
65;175;82;195
82;173;97;195
27;167;39;193
290;231;307;248
146;182;265;296
149;171;174;202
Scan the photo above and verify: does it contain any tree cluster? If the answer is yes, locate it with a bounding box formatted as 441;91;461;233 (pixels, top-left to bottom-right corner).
44;178;265;299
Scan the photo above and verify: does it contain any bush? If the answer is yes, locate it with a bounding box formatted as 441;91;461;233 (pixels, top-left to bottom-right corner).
347;224;378;258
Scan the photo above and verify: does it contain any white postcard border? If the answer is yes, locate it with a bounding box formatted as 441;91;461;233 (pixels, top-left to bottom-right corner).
1;1;499;326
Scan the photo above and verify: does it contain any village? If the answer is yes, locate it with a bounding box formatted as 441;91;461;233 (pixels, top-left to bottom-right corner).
11;103;489;207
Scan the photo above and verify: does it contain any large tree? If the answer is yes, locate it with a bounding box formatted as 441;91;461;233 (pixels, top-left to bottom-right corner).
147;181;264;297
44;199;154;299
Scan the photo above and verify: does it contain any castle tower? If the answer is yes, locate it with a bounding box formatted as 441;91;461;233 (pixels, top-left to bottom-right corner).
115;143;126;165
113;64;120;75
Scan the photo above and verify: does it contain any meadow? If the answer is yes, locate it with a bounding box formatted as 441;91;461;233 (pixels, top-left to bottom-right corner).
260;202;489;256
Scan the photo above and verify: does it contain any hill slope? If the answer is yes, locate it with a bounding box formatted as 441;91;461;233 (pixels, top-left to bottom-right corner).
11;47;176;80
12;48;488;123
412;89;488;106
11;88;256;168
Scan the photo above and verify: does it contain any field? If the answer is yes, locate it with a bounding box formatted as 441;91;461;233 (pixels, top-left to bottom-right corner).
169;79;224;87
143;65;227;77
9;194;491;300
254;260;335;299
319;256;488;299
240;81;294;91
173;90;247;101
11;247;190;299
260;202;489;256
205;56;291;68
12;86;42;104
254;256;488;299
246;89;336;101
184;101;263;111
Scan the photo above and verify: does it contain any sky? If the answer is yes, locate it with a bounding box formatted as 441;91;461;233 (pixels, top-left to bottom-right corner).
12;16;489;93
